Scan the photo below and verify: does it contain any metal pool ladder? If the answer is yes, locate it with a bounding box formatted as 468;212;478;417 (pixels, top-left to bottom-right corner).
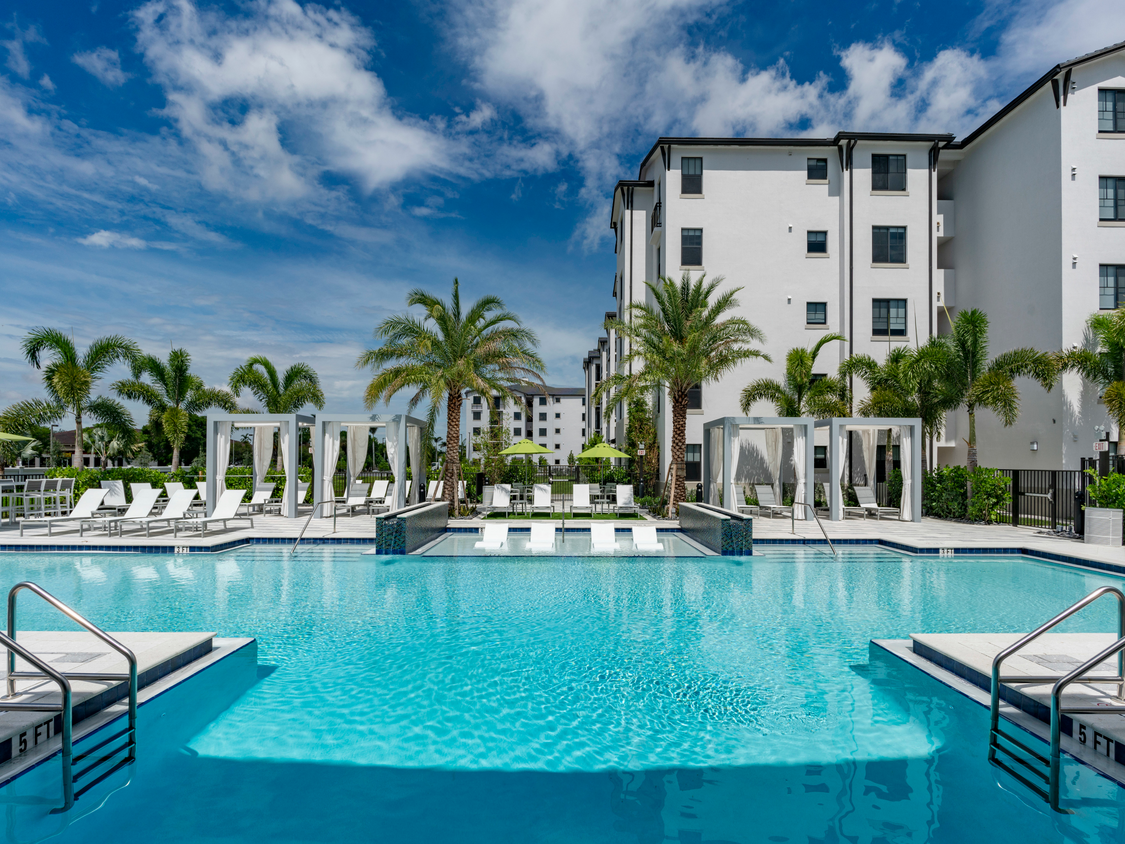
988;585;1125;812
790;502;836;557
1;582;138;813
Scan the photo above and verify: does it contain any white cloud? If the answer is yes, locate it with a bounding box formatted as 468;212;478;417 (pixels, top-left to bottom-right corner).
78;230;151;249
37;73;54;92
72;47;130;87
2;19;45;80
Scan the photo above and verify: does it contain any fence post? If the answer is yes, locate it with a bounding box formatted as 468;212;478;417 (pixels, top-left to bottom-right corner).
1010;470;1020;527
1050;470;1058;530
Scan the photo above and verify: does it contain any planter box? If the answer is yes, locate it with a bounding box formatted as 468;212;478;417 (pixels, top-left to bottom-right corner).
1085;507;1123;546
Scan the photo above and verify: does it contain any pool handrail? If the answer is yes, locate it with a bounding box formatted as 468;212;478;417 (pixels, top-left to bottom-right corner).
789;502;836;557
292;500;337;554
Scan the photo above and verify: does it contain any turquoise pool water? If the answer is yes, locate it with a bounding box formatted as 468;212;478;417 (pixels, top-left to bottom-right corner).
0;547;1124;841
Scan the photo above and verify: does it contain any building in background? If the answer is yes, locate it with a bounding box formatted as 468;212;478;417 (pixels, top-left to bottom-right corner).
464;386;587;466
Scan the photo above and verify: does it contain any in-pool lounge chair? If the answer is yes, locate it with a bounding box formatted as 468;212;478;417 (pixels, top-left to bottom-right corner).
590;522;619;553
174;489;251;536
530;483;553;516
19;488;108;536
753;485;789;519
528;522;556;552
116;489;197;537
475;523;508;550
572;484;593;515
80;487;161;536
615;485;638;516
631;523;663;552
854;485;900;520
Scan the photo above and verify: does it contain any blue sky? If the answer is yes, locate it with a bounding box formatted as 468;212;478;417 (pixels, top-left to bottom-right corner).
1;0;1122;426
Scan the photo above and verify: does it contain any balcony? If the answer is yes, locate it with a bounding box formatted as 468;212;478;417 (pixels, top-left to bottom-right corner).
937;268;955;308
936;200;954;240
649;201;662;246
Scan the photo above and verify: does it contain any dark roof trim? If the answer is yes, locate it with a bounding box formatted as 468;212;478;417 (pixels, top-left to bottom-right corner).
833;132;954;142
610;180;654;228
949;39;1125;149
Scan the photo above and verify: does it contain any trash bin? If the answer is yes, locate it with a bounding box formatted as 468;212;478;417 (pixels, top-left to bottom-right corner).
1074;490;1085;536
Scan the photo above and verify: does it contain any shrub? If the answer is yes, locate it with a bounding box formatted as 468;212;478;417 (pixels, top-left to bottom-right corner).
966;467;1011;524
923;466;969;519
1085;469;1125;510
887;469;903;509
49;466;314;503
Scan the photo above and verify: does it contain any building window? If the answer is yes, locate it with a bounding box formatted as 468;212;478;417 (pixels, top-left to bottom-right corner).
472;411;481;421
581;428;586;437
554;459;560;465
581;412;586;421
554;444;560;450
806;302;827;325
1101;266;1125;309
814;446;827;470
681;157;702;194
687;383;702;410
539;397;547;406
807;158;828;181
581;397;586;406
1099;90;1125;132
493;396;502;410
513;411;521;421
539;412;547;421
810;373;826;382
871;154;906;191
555;412;561;419
1101;177;1125;221
473;427;481;436
872;226;906;264
554;397;561;404
538;428;547;437
472;395;481;405
873;299;907;336
685;444;702;482
594;364;601;382
681;228;703;266
513;427;521;436
807;231;827;254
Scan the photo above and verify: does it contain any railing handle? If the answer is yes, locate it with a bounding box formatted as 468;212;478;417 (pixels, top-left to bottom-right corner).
790;501;836;557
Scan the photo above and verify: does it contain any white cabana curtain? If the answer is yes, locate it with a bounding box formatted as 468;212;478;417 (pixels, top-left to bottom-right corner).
346;425;369;487
280;423;292;511
708;427;723;506
765;427;782;504
322;422;341;505
793;425;807;520
253;425;273;487
859;429;879;487
216;421;231;496
900;425;914;521
407;424;422;504
835;426;848;520
727;427;741;512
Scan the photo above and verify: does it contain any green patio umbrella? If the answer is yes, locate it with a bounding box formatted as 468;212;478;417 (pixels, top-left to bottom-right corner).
499;439;554;485
0;433;34;442
577;441;630;483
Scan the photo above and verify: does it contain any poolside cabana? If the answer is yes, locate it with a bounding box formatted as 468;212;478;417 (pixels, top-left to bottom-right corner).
204;413;314;519
702;417;816;519
312;414;427;516
815;417;922;522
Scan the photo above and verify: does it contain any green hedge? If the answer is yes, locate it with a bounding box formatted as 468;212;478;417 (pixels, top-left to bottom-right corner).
922;465;1011;523
48;466;314;504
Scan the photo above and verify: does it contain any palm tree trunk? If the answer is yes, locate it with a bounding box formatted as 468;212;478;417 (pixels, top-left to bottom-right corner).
171;444;181;472
72;410;84;469
670;393;688;509
443;391;462;509
966;409;978;471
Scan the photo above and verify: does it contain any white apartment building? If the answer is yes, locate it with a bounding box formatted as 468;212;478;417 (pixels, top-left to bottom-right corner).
592;41;1125;482
464;386;587;466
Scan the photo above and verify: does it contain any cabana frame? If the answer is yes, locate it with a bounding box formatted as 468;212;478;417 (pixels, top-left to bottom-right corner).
702;417;816;519
815;417;923;522
205;413;313;519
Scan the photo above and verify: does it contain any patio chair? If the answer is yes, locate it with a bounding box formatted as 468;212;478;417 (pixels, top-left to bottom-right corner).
854;485;900;520
116;489;197;537
590;522;619;553
736;483;757;516
99;480;129;513
20;488;109;536
572;484;593;515
478;485;495;514
528;522;556;552
474;522;508;551
753;485;789;519
266;481;311;515
81;488;161;536
241;483;277;515
40;479;62;516
173;489;252;536
530;483;553;515
615;485;638;516
368;479;390;506
334;483;372;517
820;482;865;519
55;477;75;514
631;523;663;552
492;484;512;514
20;478;46;518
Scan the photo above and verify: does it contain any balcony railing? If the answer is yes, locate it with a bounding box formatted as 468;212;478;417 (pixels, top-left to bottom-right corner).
650;201;662;232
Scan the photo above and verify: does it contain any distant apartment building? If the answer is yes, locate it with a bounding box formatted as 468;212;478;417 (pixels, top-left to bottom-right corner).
464;386;587;466
588;41;1125;481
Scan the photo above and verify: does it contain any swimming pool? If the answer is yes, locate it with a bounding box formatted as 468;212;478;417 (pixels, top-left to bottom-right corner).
0;547;1123;841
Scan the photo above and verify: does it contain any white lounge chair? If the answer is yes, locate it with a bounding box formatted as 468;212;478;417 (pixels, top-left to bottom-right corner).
435;481;445;500
99;480;128;513
129;482;153;502
854;485;900;520
116;489;197;537
164;481;186;501
491;484;512;514
753;484;789;519
20;488;109;536
174;489;251;536
474;523;508;551
401;479;412;504
528;522;556;552
81;488;162;536
335;483;372;516
631;523;663;552
241;483;277;515
425;480;439;501
572;484;593;515
615;484;638;516
368;480;390;507
530;483;553;515
590;522;619;553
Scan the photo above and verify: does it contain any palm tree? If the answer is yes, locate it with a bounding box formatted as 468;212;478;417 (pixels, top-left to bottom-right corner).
740;333;848;418
596;272;769;508
357;278;546;507
21;328;138;468
229;356;325;470
1057;309;1125;438
114;348;238;470
83;424;134;470
935;308;1057;469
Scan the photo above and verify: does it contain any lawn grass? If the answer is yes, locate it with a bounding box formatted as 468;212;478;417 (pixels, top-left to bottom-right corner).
484;512;641;520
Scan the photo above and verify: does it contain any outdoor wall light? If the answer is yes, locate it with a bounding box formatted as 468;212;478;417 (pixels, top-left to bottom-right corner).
1030;441;1038;451
787;296;792;304
788;224;792;232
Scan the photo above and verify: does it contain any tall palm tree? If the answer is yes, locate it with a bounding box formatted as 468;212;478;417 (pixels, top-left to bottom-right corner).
229;356;325;470
114;348;238;470
596;272;769;508
357;278;546;507
936;308;1057;469
21;328;139;468
1058;309;1125;438
740;333;848;418
83;424;134;470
